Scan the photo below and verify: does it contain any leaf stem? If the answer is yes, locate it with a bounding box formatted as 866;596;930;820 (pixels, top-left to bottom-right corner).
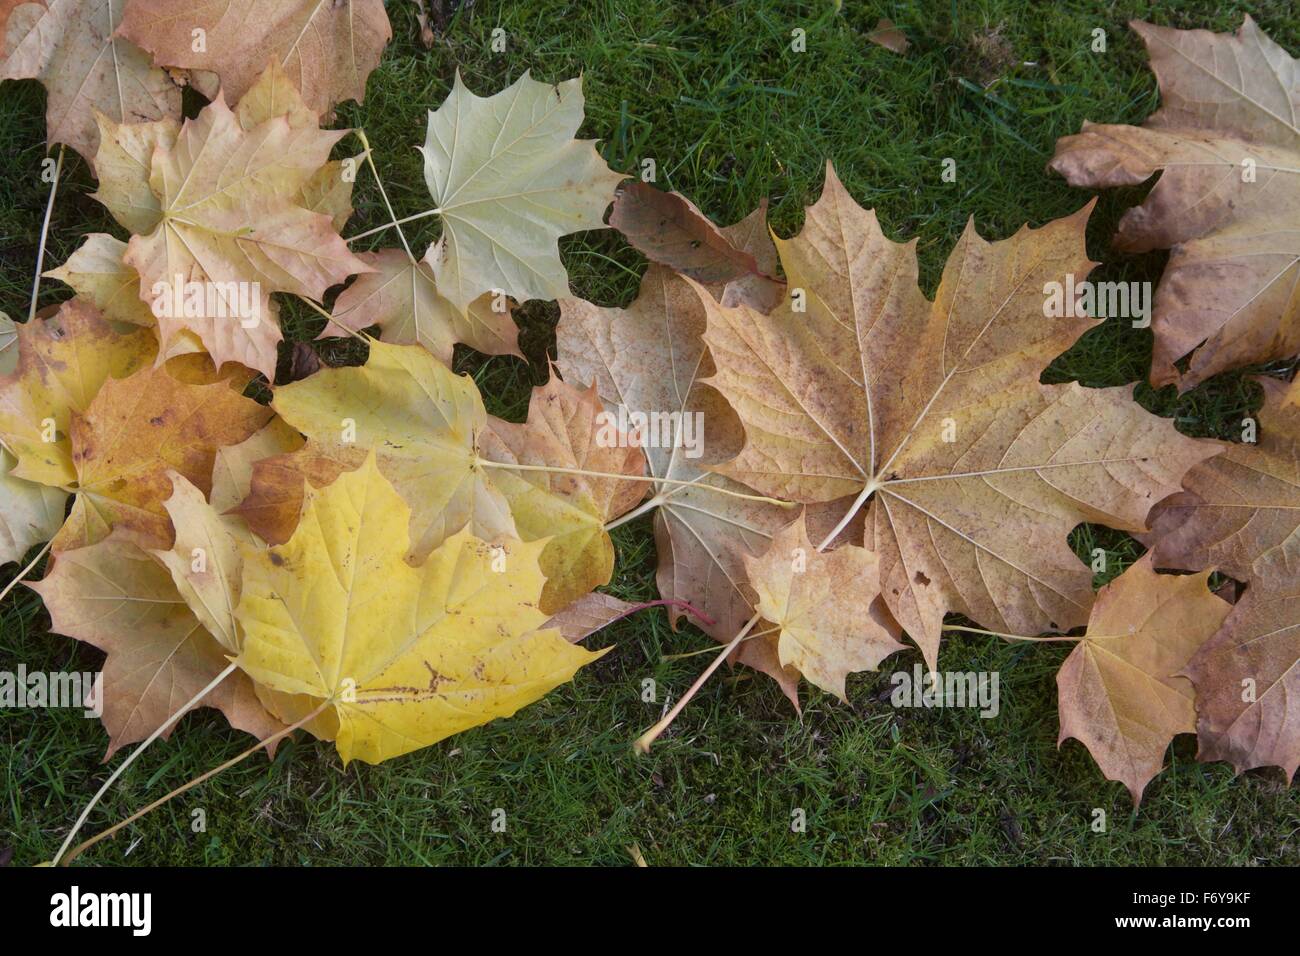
60;697;330;867
941;624;1081;642
52;661;239;867
0;540;51;604
635;481;875;752
29;145;64;322
634;612;761;753
345;207;441;244
603;495;663;531
352;128;417;263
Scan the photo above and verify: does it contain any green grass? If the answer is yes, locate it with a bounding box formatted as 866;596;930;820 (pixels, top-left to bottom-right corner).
3;0;1299;866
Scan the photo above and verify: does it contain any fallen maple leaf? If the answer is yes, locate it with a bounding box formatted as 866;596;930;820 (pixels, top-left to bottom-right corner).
1049;18;1300;389
236;339;517;559
0;299;155;490
1147;377;1298;588
235;452;605;764
479;376;646;613
0;0;181;160
558;266;819;703
54;358;272;551
30;527;284;758
323;249;521;365
1184;584;1300;779
610;183;763;284
419;71;625;314
0;447;66;565
45;234;155;327
609;185;785;312
699;163;1218;668
547;592;640;644
1057;553;1231;805
118;0;392;117
120;86;371;378
1144;377;1300;778
743;514;906;701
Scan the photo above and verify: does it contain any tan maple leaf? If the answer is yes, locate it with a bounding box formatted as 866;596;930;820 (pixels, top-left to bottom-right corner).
699;163;1218;668
120;89;371;378
419;71;625;314
479;376;647;613
0;0;181;160
118;0;392;117
743;514;906;701
1057;554;1231;805
54;358;272;551
1049;18;1300;389
323;249;521;365
30;529;284;758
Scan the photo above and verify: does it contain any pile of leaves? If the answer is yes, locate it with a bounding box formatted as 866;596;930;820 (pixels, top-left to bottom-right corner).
0;7;1296;859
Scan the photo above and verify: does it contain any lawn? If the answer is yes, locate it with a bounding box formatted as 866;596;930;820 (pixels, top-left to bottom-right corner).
2;0;1298;866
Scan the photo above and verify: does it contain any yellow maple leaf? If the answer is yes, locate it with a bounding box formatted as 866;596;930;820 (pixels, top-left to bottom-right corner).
235;452;605;765
479;376;646;613
0;300;155;489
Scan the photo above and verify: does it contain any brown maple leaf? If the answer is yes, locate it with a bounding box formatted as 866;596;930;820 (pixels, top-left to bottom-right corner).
118;0;392;118
1057;553;1230;805
1145;377;1300;778
558;265;862;704
610;185;785;312
1147;377;1298;588
0;0;182;160
1184;583;1300;780
1049;18;1300;390
698;163;1218;668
